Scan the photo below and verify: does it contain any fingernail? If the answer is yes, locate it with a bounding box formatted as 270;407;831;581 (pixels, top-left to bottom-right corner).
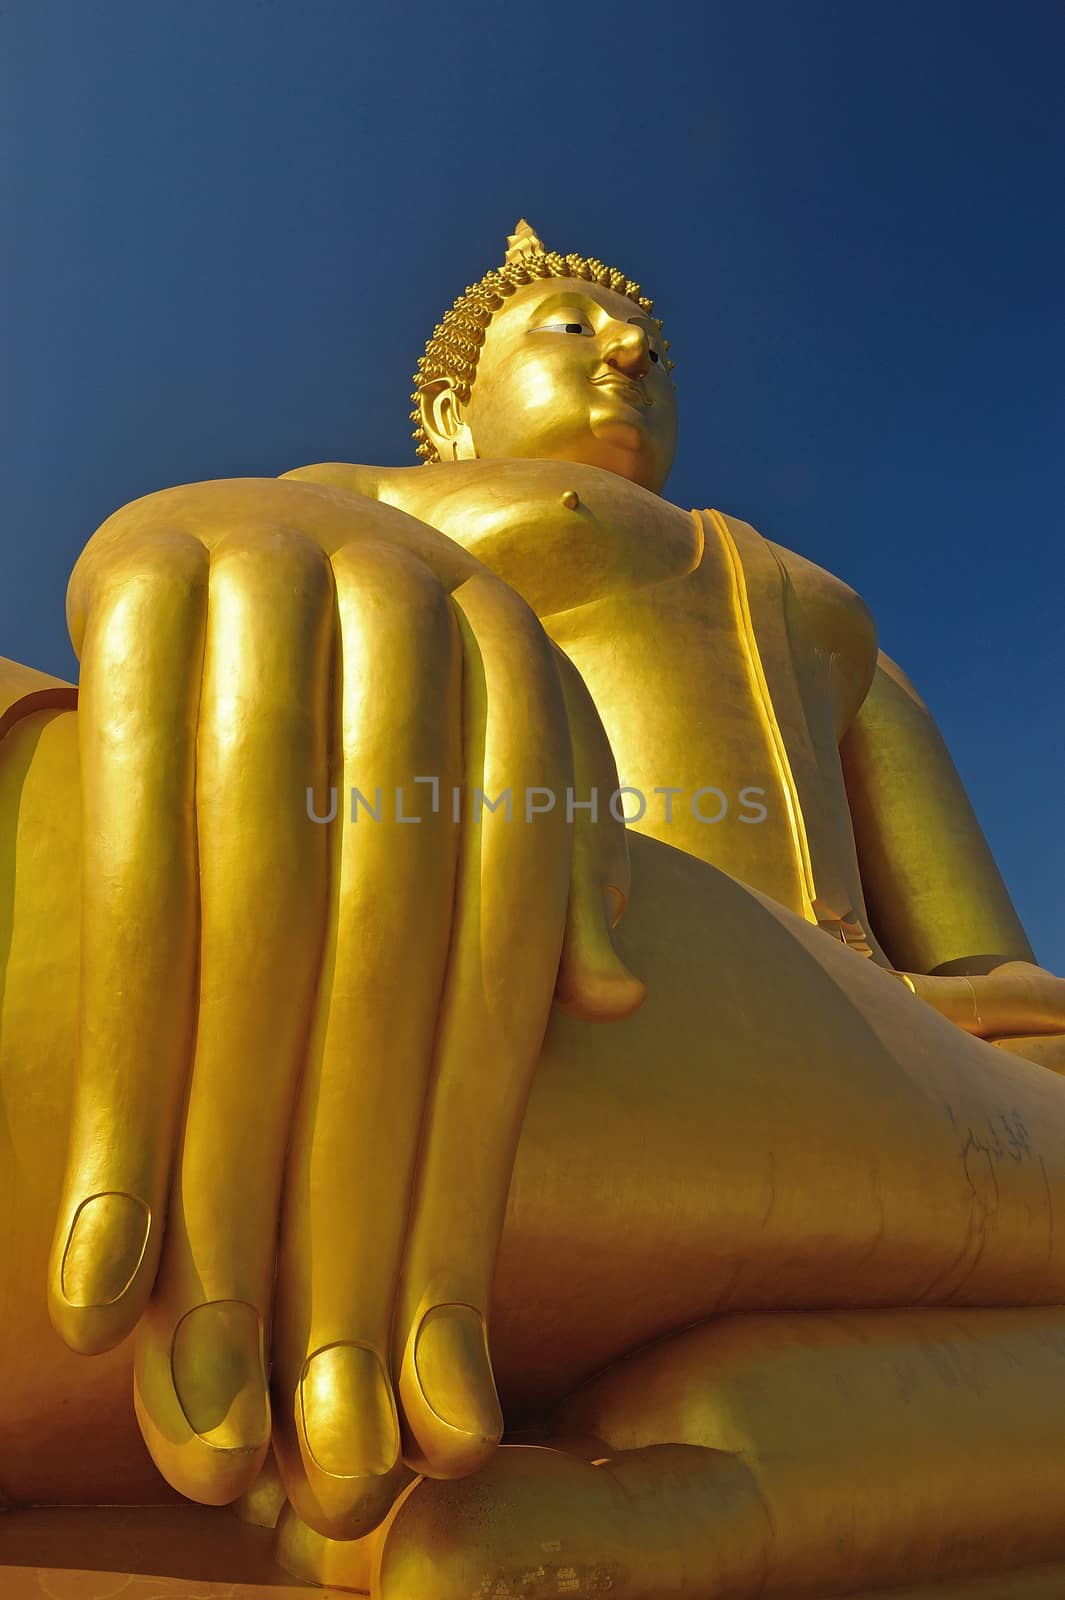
171;1300;269;1450
300;1343;400;1479
61;1192;150;1307
413;1304;503;1442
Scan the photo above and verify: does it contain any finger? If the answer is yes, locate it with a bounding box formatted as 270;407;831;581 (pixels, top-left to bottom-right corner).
48;530;207;1354
976;964;1065;1036
393;573;574;1479
992;1034;1065;1070
551;647;646;1024
133;524;334;1505
271;542;460;1539
904;968;1065;1039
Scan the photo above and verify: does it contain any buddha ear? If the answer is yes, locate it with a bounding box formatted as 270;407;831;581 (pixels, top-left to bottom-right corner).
418;378;477;462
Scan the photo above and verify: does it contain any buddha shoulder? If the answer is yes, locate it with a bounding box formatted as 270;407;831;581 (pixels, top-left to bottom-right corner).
282;459;702;619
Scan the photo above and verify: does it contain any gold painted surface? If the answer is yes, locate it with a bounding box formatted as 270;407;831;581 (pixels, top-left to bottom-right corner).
839;1568;1065;1599
0;1505;348;1596
0;655;77;741
712;510;821;921
2;222;1064;1596
841;651;1036;973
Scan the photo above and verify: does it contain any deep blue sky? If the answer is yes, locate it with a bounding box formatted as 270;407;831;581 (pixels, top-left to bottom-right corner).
2;0;1062;966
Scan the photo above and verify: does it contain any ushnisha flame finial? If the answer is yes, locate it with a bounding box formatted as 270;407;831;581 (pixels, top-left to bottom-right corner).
504;219;547;264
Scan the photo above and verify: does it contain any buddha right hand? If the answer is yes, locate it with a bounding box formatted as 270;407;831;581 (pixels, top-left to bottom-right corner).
45;476;643;1531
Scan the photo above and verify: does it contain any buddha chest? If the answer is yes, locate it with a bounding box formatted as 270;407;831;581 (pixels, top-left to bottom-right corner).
545;510;881;953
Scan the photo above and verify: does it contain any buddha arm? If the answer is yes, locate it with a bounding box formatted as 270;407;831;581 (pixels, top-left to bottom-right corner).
840;650;1035;979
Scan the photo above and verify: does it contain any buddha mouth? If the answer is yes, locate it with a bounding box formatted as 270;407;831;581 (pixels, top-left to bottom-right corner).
589;373;653;408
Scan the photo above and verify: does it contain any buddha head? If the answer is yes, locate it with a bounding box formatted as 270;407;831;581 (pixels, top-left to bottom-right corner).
412;221;678;494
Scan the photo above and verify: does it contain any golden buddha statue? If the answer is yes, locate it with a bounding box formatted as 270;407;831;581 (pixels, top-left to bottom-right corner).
2;220;1065;1600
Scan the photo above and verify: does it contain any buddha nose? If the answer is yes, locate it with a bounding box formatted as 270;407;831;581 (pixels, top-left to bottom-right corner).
602;322;652;380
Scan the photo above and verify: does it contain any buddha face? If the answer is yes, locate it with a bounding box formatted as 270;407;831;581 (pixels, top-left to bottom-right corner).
421;277;678;493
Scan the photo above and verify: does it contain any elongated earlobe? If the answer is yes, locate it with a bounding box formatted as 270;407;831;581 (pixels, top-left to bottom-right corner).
418;380;477;464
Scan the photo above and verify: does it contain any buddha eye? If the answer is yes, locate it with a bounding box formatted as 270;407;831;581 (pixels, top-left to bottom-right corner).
533;319;595;337
649;349;660;362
